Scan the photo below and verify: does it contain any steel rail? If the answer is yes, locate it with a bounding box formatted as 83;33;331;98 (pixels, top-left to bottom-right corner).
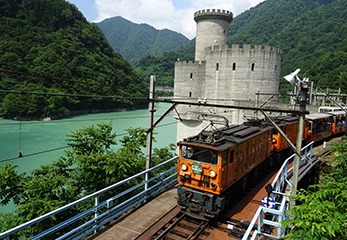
154;213;185;240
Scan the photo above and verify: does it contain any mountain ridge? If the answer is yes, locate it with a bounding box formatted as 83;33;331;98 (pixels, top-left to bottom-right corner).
97;16;189;64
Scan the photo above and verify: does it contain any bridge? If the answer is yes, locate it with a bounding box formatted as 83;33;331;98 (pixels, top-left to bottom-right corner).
0;140;324;240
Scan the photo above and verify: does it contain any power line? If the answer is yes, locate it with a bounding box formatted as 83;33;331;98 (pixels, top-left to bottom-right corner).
0;116;177;126
0;89;148;100
0;132;127;163
0;116;150;126
0;69;149;93
0;121;178;164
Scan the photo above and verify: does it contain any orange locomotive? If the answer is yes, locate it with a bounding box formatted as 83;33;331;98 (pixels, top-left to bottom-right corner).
177;122;273;219
271;116;301;152
177;111;345;220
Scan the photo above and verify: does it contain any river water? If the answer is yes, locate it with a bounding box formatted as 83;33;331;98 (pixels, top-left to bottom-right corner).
0;103;177;214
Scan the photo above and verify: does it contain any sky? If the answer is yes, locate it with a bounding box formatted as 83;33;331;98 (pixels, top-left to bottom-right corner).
68;0;266;39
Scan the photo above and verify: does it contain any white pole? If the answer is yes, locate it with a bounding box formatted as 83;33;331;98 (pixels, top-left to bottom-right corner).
145;76;156;192
291;83;308;208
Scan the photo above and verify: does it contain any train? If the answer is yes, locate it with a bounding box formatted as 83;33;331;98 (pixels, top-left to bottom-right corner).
176;111;346;220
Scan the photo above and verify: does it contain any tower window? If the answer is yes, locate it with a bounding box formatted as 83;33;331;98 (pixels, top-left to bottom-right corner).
275;65;277;73
189;92;192;97
216;63;219;70
251;63;255;71
190;73;193;79
232;63;236;70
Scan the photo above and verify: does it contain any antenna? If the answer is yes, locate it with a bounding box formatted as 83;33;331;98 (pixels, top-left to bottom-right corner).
284;68;301;85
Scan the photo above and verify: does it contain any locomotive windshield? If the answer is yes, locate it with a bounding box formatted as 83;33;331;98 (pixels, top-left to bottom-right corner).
181;145;219;165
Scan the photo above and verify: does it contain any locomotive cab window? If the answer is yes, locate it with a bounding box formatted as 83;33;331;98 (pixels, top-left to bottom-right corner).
308;121;313;131
181;145;218;165
229;150;234;163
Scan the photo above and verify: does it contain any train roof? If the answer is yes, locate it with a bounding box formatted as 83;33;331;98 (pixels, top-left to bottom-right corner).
179;123;273;151
305;112;332;120
273;115;298;126
326;111;347;116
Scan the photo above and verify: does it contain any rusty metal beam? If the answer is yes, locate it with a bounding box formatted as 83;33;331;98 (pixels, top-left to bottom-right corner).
150;99;309;115
260;109;301;158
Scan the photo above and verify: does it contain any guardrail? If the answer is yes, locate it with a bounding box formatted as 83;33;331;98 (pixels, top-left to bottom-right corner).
0;156;178;240
242;141;314;240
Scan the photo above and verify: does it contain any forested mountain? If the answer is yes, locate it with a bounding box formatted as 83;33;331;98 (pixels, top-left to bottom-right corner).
134;0;347;95
228;0;347;95
97;16;190;65
0;0;148;119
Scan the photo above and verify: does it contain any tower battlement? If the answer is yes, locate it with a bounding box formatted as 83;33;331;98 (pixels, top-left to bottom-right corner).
205;44;282;56
194;9;233;22
175;60;206;66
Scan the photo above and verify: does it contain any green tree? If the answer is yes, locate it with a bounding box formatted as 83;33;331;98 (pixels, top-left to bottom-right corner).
282;139;347;239
0;123;176;238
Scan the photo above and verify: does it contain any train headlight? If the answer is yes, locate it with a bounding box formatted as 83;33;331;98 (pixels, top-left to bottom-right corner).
211;182;217;189
181;163;188;171
209;169;217;178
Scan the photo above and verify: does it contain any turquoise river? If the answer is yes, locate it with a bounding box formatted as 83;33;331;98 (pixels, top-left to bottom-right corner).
0;103;177;214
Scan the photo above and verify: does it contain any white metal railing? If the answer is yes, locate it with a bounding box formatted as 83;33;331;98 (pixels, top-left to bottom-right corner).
242;141;314;240
0;156;178;240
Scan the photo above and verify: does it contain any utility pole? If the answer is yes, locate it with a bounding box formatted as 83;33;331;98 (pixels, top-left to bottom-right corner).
145;75;156;192
291;79;309;207
283;69;310;208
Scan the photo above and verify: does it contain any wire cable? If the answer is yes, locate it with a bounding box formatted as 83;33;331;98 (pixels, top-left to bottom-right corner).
0;121;178;164
0;115;176;126
0;131;127;163
0;116;150;126
0;89;148;100
0;69;149;93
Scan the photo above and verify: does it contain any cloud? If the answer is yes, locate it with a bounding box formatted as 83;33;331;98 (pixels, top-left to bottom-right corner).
94;0;265;39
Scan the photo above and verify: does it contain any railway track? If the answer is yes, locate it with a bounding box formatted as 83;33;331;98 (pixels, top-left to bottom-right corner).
136;207;211;240
136;206;255;240
156;215;210;240
136;162;281;240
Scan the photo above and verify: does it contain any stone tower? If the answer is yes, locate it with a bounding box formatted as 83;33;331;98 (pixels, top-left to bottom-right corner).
174;9;282;141
194;9;233;62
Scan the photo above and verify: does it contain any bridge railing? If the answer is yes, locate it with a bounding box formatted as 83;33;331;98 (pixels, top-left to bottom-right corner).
242;141;314;240
0;156;178;240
